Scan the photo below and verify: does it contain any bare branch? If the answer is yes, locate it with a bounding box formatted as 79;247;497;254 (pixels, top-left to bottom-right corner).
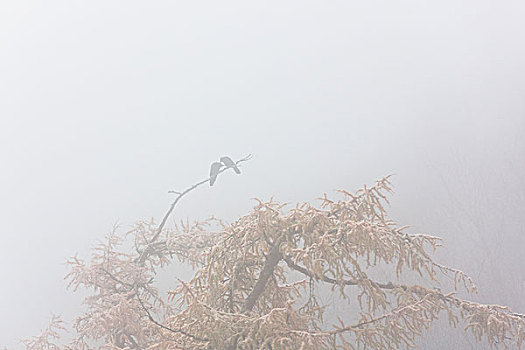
137;154;252;264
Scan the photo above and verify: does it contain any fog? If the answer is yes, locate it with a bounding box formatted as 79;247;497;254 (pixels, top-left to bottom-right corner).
1;1;524;348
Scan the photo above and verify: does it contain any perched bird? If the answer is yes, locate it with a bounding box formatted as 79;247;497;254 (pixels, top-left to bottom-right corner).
209;162;223;186
220;156;241;174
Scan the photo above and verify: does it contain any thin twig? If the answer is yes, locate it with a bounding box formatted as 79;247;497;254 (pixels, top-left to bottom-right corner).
283;255;395;290
134;287;209;342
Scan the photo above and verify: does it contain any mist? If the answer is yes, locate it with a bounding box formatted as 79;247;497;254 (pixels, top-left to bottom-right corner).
1;1;524;348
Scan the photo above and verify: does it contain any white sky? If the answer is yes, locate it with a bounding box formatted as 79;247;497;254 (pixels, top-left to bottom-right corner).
1;1;524;347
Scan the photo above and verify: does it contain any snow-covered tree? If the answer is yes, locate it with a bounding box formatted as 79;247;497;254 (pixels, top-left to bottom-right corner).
23;157;525;349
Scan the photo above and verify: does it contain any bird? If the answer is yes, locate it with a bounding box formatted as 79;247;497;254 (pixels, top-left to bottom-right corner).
209;162;223;186
220;156;241;174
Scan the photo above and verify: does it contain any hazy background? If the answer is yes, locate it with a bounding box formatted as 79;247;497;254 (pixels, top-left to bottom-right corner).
1;1;524;348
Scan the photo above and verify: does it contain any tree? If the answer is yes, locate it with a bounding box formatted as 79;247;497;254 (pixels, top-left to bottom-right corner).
22;157;525;349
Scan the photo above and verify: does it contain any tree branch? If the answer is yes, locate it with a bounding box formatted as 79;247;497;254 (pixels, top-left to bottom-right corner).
282;260;525;340
137;154;252;264
134;287;209;343
241;236;284;313
101;268;209;343
282;255;395;290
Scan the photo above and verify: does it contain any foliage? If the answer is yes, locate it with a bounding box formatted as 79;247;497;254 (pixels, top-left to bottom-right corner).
21;159;525;349
21;315;65;350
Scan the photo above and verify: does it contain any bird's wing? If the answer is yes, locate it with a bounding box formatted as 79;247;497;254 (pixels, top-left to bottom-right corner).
220;156;241;174
210;162;222;186
220;156;234;166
